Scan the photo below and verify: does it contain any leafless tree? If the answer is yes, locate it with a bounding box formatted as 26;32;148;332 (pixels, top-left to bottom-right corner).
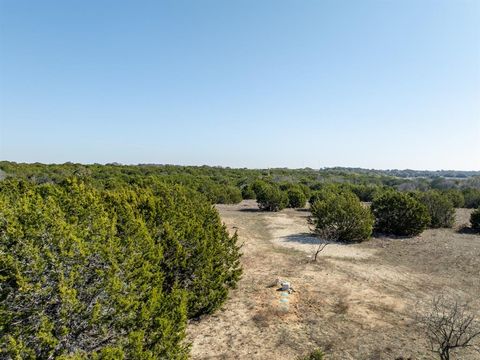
312;241;328;262
418;294;480;360
307;219;332;262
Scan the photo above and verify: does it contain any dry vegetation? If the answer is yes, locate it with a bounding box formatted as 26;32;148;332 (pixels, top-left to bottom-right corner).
187;201;480;359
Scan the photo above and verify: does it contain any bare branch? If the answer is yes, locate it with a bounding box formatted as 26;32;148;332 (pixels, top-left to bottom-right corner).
417;294;480;360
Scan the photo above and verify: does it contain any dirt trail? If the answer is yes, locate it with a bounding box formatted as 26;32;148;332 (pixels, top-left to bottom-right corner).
187;201;480;359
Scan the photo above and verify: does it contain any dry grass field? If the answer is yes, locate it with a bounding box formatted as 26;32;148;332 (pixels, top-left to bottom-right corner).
187;201;480;359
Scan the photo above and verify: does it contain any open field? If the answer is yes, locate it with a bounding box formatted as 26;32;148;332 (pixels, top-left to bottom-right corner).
187;201;480;359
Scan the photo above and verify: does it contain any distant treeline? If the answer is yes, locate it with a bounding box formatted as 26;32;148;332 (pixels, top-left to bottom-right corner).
1;162;480;206
325;167;480;178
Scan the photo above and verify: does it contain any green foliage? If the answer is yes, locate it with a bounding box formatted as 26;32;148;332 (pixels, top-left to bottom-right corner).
462;188;480;209
309;184;344;205
1;162;479;209
252;180;288;212
310;191;374;243
471;207;480;231
286;187;307;208
0;179;241;358
105;181;242;318
197;181;242;204
349;184;382;202
430;177;457;190
442;189;465;208
216;185;243;204
241;184;256;200
371;191;430;236
298;183;311;200
414;191;455;228
299;349;325;360
309;191;325;205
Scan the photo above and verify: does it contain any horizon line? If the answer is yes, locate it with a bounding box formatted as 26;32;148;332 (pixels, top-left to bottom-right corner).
1;160;479;173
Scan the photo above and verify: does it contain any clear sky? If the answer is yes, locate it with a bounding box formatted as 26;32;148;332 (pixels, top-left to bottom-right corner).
0;0;479;170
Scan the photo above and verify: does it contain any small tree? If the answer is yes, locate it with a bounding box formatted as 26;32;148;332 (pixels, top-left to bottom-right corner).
215;185;243;204
462;188;480;209
371;191;430;236
471;207;480;232
442;189;465;208
310;191;374;243
312;241;328;262
418;295;480;360
415;191;455;228
287;187;307;208
309;185;342;206
252;180;288;211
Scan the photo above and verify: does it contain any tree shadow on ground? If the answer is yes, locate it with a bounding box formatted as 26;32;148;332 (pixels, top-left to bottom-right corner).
282;233;363;246
372;232;413;240
457;226;478;235
239;208;262;213
281;232;323;245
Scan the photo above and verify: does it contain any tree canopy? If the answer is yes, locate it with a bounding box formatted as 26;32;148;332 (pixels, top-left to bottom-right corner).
0;178;241;358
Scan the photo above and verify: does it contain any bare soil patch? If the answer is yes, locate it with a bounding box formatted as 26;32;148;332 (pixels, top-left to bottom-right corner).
187;201;480;359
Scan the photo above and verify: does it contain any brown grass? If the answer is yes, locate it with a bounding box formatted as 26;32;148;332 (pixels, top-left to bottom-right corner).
187;201;480;359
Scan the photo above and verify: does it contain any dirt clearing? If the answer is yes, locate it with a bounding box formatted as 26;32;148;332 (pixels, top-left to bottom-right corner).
187;201;480;359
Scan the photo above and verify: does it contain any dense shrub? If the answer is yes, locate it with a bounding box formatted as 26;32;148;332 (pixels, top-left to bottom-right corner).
309;190;325;205
309;185;345;205
298;183;312;199
462;188;480;208
310;191;374;242
108;181;242;318
471;207;480;231
197;182;242;204
442;189;465;208
287;187;307;208
241;184;256;199
415;191;455;228
349;184;382;202
281;182;311;200
0;179;241;358
252;180;288;211
371;191;430;236
216;185;243;204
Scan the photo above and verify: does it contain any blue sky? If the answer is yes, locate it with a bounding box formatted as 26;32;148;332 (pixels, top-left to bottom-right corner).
0;0;479;169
